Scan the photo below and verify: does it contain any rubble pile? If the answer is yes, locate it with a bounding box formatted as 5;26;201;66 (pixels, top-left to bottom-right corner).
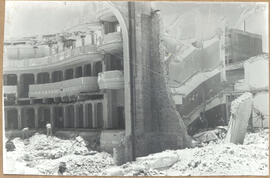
16;133;89;160
114;129;269;176
4;129;268;176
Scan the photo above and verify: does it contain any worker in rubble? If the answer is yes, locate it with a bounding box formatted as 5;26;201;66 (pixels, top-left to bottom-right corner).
22;127;29;139
58;162;67;175
46;121;52;137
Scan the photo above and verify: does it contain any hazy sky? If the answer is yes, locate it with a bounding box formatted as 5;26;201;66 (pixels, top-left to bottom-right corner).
4;1;268;52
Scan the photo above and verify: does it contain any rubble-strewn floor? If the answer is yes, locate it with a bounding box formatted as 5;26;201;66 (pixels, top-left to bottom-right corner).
4;129;269;176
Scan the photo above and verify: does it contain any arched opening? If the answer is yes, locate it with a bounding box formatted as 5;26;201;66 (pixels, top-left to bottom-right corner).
93;61;102;76
65;105;74;128
38;107;50;128
75;104;84;128
54;107;64;129
96;102;104;129
83;64;92;77
52;70;63;82
75;66;83;78
37;72;50;84
85;103;93;128
4;74;17;85
19;74;35;98
21;108;35;129
6;109;18;129
64;68;74;80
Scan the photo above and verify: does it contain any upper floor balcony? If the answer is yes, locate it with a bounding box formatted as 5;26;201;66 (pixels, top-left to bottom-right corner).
29;76;98;99
3;44;98;71
98;32;123;55
98;70;124;90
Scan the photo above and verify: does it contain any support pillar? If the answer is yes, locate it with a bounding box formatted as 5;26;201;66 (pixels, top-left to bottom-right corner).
83;103;88;128
34;73;38;84
50;106;54;128
63;106;67;128
4;109;8;129
34;107;39;129
92;103;97;128
18;108;22;129
16;74;21;102
74;104;78;128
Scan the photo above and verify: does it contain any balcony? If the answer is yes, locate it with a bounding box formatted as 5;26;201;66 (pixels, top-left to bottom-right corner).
98;70;124;90
4;86;17;100
96;5;117;22
29;77;98;99
4;44;98;70
98;32;123;54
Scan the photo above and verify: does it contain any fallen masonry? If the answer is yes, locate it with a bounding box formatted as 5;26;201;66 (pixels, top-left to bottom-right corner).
225;92;253;144
4;128;268;176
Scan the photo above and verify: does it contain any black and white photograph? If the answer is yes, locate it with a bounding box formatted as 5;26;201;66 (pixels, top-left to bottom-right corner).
2;1;269;176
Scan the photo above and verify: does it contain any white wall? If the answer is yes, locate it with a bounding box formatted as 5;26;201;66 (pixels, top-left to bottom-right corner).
253;92;269;128
244;56;269;90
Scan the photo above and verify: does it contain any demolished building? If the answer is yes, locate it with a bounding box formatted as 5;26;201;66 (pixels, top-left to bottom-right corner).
168;27;268;134
3;2;191;163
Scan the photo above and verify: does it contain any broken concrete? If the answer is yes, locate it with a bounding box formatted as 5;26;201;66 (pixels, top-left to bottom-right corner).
225;92;253;144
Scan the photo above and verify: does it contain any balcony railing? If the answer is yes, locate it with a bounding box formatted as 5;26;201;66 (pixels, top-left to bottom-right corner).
4;44;97;69
98;70;124;90
98;32;123;54
29;76;98;98
4;85;17;95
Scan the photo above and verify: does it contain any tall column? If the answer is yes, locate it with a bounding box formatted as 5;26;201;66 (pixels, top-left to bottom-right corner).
74;104;78;128
34;73;38;84
103;94;110;129
50;106;54;128
34;107;39;129
18;108;22;129
92;103;97;128
16;74;21;101
83;103;88;128
49;72;52;83
91;62;94;76
63;106;67;128
4;109;8;129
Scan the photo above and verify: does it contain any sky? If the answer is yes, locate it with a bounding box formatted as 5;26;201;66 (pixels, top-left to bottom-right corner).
4;1;269;52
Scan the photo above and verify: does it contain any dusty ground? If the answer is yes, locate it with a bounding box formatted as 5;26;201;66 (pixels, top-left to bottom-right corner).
3;129;269;176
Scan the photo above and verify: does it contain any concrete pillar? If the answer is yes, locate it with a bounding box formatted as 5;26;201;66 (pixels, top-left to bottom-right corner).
49;72;52;83
82;65;86;77
16;74;21;101
4;109;8;129
63;106;67;128
34;73;38;84
83;103;88;128
34;107;39;129
92;103;97;128
50;106;54;128
18;108;22;129
91;62;94;76
103;93;111;129
74;104;78;128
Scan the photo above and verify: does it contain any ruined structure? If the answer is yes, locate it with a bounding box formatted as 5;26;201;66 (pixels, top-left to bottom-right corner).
168;27;265;134
3;2;190;162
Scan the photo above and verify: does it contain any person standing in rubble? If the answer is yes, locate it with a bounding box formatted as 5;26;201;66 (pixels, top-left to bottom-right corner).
22;127;29;139
46;121;53;137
